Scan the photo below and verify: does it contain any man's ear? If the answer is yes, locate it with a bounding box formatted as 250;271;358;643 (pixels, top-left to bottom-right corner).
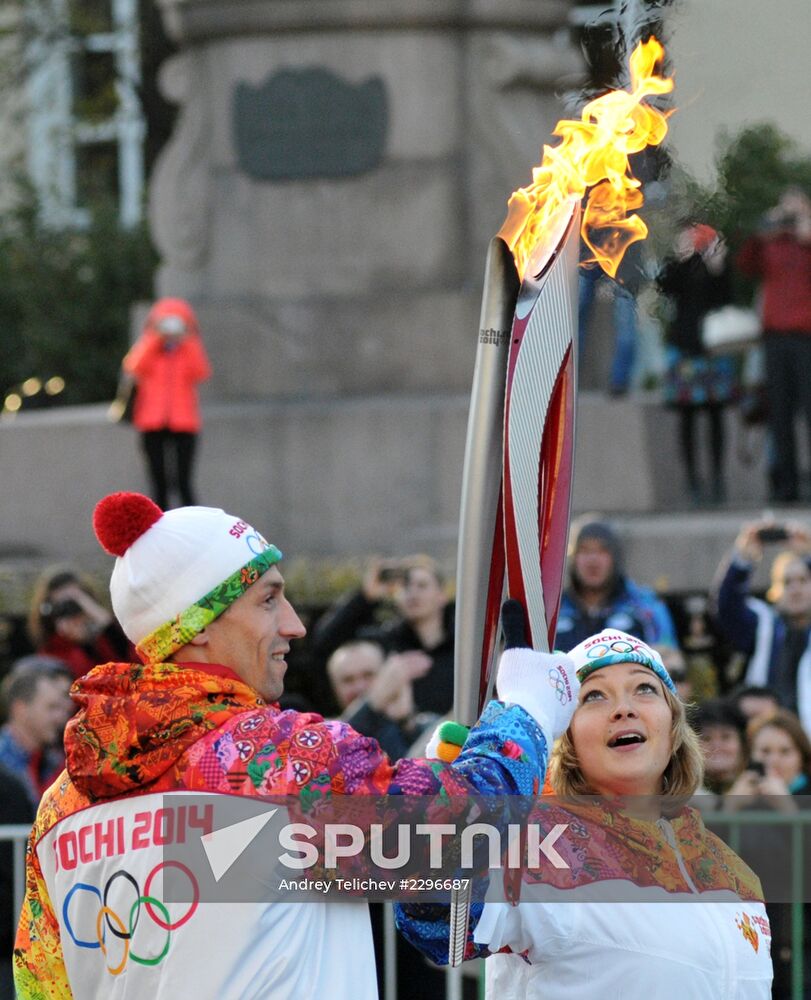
187;629;209;646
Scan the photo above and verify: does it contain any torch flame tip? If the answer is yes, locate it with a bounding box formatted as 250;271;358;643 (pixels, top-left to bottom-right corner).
503;37;673;281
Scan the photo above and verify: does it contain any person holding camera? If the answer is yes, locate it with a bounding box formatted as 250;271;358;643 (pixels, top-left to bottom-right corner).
737;186;811;502
123;297;212;509
313;556;455;716
27;566;133;680
713;519;811;732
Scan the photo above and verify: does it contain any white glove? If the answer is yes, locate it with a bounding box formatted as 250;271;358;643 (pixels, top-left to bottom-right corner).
496;646;579;741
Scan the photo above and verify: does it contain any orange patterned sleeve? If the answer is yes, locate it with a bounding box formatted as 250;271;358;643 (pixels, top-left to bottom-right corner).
13;831;73;1000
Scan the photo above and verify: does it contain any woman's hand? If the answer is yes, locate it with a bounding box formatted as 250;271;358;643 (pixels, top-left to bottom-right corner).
722;768;761;811
758;771;798;813
496;600;579;740
703;237;728;275
367;651;431;720
52;583;112;630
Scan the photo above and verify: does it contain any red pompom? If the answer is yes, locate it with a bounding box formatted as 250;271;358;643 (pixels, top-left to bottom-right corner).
93;492;163;556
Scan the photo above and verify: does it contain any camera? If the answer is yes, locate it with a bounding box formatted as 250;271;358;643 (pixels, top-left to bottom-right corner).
378;566;407;584
756;525;789;544
760;211;797;235
747;760;766;778
39;598;84;621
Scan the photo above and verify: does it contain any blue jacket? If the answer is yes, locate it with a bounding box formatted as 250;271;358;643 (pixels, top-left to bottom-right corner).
554;577;677;652
715;558;811;720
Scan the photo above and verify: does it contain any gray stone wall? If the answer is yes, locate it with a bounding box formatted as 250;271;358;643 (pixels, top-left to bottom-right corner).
149;0;581;398
0;394;774;593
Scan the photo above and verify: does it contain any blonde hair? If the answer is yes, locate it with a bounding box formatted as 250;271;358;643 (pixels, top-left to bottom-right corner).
549;685;704;814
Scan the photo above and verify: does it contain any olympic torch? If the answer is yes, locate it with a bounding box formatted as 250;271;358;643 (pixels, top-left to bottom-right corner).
449;38;674;965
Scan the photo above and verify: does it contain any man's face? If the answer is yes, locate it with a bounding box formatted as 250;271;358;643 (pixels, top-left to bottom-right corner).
573;538;614;590
396;567;447;624
198;567;306;702
18;677;71;748
778;559;811;619
329;644;383;710
699;724;744;783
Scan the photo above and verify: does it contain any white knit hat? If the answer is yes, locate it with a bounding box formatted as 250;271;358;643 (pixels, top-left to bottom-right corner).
93;492;282;662
567;628;676;694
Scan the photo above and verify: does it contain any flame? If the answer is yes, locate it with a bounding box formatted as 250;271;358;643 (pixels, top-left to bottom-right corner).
497;38;673;280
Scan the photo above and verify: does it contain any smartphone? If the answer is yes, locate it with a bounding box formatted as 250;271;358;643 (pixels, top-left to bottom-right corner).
747;760;766;777
756;525;788;544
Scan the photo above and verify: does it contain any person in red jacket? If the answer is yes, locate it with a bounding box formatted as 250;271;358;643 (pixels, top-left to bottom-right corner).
124;297;212;508
737;187;811;502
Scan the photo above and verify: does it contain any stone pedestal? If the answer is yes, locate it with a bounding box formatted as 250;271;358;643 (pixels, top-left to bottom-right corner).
151;0;581;397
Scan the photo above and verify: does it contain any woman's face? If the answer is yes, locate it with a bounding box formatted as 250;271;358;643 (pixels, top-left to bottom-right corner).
751;725;804;785
570;661;674;798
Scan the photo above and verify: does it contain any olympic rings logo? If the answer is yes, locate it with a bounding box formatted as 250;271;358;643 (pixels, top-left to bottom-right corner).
62;861;199;975
246;533;271;555
586;639;641;659
547;667;571;704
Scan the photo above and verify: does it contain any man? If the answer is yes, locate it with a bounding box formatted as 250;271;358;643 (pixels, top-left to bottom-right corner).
313;556;454;714
14;492;578;999
0;657;73;807
328;641;436;759
554;519;676;652
737;186;811;502
326;640;385;712
714;518;811;730
692;699;747;798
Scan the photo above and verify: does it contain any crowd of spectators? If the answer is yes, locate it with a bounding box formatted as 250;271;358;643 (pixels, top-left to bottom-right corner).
3;511;811;998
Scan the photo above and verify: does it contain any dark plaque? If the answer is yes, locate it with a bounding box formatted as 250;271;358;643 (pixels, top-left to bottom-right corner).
233;67;388;181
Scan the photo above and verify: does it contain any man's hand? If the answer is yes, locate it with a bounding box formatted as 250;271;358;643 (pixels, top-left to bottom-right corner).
496;599;579;740
733;521;769;563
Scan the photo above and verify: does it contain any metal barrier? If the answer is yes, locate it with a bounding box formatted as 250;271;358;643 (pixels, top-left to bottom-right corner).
706;808;811;1000
0;824;31;937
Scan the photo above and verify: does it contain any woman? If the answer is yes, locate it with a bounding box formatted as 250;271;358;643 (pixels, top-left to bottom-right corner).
657;224;736;505
27;566;133;681
123;297;211;509
398;628;773;997
725;710;811;998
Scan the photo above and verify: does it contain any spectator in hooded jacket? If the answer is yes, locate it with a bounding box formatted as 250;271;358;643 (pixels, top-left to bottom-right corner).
554;519;677;652
123;297;212;508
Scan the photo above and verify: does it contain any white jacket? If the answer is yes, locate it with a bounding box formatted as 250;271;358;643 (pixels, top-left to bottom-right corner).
475;886;773;998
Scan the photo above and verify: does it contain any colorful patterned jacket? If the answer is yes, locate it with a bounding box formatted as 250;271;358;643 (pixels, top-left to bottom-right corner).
14;659;546;1000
